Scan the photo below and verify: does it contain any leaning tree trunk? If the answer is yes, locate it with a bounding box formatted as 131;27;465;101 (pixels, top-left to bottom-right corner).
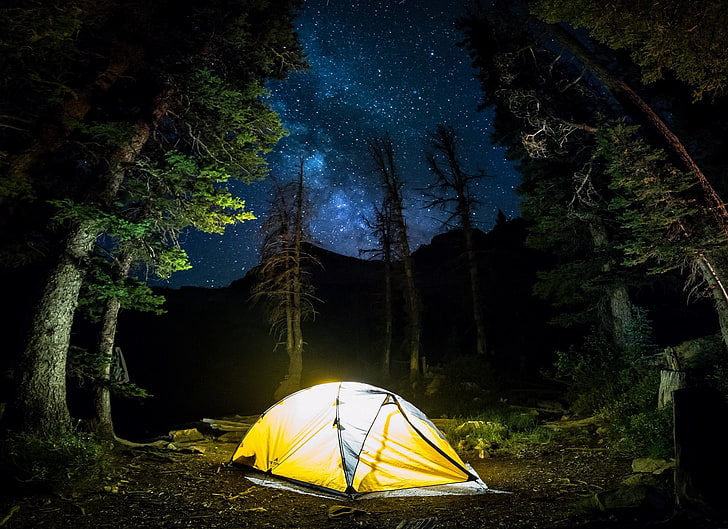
11;222;98;437
695;251;728;352
93;253;133;439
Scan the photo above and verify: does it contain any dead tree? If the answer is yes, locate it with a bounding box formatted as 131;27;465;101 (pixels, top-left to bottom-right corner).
368;134;422;385
252;160;319;401
425;124;489;357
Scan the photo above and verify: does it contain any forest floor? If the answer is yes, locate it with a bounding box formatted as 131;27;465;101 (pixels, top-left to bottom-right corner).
0;415;722;529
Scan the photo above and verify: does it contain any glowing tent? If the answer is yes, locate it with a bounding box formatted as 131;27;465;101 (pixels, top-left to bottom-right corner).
230;381;482;497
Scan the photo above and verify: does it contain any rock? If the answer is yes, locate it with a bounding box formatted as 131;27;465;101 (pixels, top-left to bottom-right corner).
631;458;674;475
217;432;244;443
202;417;256;432
621;473;664;488
169;428;205;443
595;485;670;513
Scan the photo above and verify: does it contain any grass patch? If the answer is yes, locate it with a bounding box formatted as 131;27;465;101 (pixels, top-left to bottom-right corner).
0;431;113;493
443;406;555;455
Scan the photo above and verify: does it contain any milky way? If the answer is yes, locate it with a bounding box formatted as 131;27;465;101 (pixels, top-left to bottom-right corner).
161;0;521;288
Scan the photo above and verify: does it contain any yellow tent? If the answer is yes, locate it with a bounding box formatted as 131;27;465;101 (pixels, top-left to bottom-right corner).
230;381;480;496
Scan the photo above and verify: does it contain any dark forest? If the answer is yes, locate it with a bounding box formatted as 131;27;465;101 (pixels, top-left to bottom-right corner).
2;1;728;527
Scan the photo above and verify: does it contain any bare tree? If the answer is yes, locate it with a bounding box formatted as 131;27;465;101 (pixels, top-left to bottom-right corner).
368;134;421;385
252;160;319;401
361;202;396;378
425;124;489;357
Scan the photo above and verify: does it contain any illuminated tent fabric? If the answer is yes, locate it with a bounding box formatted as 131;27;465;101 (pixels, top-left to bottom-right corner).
230;381;479;496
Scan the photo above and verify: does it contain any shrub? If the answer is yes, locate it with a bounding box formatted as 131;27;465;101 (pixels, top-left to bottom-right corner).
0;430;111;493
553;307;673;457
444;405;554;454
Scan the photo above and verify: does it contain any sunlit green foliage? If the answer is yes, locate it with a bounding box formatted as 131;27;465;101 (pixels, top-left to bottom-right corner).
161;151;257;233
79;258;166;322
444;406;554;455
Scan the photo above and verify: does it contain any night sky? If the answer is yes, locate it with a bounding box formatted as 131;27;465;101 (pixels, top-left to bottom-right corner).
159;0;521;288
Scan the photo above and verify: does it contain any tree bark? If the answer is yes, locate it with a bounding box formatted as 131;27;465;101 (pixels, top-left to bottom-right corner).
93;253;133;439
10;222;98;437
8;122;149;437
586;213;636;349
695;251;728;351
463;219;487;356
274;165;306;401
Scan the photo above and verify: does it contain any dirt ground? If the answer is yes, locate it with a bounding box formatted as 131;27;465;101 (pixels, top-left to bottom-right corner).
0;418;710;529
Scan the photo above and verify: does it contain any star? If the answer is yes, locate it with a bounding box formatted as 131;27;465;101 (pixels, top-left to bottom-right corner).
159;0;520;288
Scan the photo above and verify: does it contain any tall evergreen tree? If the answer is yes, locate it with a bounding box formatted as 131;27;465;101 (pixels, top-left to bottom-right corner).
457;2;637;348
0;0;306;437
531;0;728;101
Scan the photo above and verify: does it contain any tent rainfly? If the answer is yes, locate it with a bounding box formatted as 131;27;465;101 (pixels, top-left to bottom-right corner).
230;381;482;497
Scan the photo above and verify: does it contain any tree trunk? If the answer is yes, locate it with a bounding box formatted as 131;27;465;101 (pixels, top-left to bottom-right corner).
463;223;487;356
274;168;306;402
658;371;686;408
401;251;421;385
545;23;728;234
8;121;149;437
274;294;299;402
368;135;421;385
10;222;98;437
382;258;392;378
93;253;133;439
586;214;636;349
695;251;728;352
609;284;635;350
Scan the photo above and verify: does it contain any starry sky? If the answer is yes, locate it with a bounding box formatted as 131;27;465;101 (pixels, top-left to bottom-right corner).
160;0;521;288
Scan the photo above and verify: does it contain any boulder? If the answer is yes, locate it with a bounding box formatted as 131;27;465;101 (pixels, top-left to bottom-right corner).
632;458;674;475
169;428;205;443
217;432;244;443
595;485;670;513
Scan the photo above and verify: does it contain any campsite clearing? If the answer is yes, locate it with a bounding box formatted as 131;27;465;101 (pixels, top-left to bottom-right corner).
1;415;702;529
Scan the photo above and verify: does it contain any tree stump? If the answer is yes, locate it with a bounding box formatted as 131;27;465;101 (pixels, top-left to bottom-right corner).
658;369;686;408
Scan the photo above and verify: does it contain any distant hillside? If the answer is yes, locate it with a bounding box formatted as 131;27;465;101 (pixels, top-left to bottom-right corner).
112;220;560;437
